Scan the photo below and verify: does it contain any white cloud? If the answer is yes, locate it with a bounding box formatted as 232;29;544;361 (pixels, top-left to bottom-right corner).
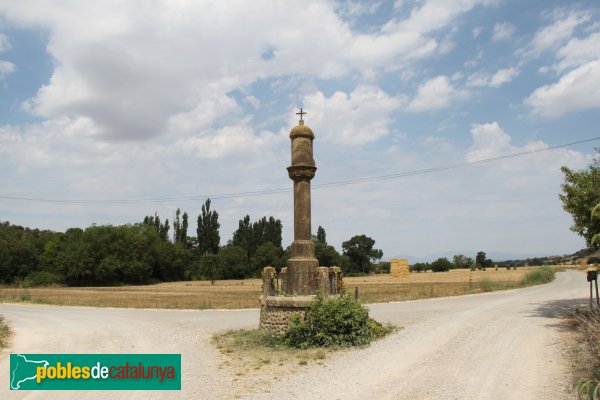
466;122;515;161
167;93;241;137
491;22;515;41
176;121;282;159
467;67;519;88
526;60;600;118
0;0;495;143
472;26;483;38
554;31;600;72
0;60;15;79
408;76;466;112
301;85;405;145
523;10;591;57
0;33;10;52
466;122;591;188
398;0;493;34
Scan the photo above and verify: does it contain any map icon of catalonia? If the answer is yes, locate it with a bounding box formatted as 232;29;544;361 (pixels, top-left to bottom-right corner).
10;354;49;390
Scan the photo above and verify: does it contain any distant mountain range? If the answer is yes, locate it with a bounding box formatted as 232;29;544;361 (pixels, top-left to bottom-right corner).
389;248;599;264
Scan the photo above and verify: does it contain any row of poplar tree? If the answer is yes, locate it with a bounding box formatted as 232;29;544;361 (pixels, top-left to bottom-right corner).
0;199;384;286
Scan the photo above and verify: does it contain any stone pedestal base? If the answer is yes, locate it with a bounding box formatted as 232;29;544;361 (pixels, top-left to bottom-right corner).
259;295;314;334
286;258;320;295
259;266;343;333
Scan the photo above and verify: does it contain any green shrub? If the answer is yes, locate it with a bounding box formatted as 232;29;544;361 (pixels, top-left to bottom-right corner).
479;278;495;292
410;262;429;273
521;266;556;286
575;379;600;400
23;270;64;287
283;293;392;348
431;257;453;272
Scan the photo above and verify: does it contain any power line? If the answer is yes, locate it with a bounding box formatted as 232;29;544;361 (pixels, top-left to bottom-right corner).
1;137;598;205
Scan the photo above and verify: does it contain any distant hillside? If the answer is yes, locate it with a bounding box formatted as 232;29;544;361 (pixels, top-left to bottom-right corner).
391;248;600;266
495;248;600;267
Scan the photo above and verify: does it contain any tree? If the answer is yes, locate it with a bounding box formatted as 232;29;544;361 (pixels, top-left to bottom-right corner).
231;215;254;255
464;257;475;269
453;254;469;269
316;226;327;244
251;242;282;275
182;211;189;244
475;251;492;268
197;253;222;284
197;199;220;255
173;208;189;245
231;215;283;258
341;235;383;274
410;262;429;273
252;216;283;249
315;241;339;267
143;213;170;242
431;257;453;272
219;245;250;279
593;203;600;247
0;222;58;284
173;208;181;242
560;151;600;248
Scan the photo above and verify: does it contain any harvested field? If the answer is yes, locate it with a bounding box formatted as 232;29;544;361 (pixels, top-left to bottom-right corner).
0;266;571;310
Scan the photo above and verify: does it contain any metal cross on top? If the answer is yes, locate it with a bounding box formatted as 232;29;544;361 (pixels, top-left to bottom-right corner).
296;108;307;120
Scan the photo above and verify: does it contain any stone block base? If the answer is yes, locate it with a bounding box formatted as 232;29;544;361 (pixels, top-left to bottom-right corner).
258;295;314;334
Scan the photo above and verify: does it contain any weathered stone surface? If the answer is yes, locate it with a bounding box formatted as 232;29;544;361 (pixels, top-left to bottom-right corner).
286;118;320;296
390;258;410;278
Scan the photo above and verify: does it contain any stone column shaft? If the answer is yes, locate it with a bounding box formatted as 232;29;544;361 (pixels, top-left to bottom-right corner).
286;119;319;295
294;180;311;242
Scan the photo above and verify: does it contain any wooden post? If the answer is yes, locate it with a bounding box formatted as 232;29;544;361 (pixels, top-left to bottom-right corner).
595;278;599;307
354;286;359;302
591;281;594;311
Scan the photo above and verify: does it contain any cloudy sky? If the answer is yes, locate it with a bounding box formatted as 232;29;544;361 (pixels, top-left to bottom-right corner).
0;0;599;261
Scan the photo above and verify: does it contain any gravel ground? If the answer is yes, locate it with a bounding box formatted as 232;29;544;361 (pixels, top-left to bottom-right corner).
0;270;587;399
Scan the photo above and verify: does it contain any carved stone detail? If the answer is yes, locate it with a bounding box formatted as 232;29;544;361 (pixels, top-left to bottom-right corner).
287;165;317;181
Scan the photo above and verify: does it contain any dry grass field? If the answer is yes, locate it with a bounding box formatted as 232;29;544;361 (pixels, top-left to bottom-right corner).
0;266;570;310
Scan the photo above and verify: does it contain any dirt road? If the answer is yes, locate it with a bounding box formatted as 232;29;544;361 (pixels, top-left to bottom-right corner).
0;270;587;399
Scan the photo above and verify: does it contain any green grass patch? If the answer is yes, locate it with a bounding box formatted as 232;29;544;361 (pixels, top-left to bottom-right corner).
521;265;557;286
471;266;557;293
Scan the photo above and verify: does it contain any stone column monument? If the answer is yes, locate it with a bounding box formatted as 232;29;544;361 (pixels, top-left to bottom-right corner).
258;109;342;333
286;108;320;295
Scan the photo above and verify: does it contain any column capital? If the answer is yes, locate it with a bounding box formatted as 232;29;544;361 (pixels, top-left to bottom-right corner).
287;165;317;181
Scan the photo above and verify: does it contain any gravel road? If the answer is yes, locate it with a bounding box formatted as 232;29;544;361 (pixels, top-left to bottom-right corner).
0;270;587;399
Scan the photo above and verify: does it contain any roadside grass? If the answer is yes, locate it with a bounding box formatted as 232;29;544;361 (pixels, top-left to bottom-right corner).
0;266;562;310
571;311;600;399
0;315;9;349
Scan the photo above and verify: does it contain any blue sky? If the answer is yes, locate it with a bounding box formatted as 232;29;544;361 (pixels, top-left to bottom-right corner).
0;0;599;261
